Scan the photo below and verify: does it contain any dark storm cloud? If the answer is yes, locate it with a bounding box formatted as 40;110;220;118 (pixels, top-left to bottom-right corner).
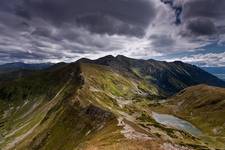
183;0;225;19
14;0;156;36
75;13;145;37
186;18;217;35
160;0;225;36
0;0;159;63
181;0;225;36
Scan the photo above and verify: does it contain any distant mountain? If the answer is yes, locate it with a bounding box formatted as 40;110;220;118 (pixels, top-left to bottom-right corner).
202;67;225;74
0;55;224;149
0;62;54;74
202;67;225;81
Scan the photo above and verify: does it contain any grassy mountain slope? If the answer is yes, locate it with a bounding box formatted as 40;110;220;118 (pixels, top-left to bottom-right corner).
0;56;225;149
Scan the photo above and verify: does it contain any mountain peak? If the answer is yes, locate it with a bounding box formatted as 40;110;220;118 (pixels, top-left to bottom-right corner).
116;55;128;59
97;55;115;60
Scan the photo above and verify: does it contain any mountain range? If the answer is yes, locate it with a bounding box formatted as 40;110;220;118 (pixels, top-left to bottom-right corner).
0;62;53;74
202;67;225;81
0;55;225;150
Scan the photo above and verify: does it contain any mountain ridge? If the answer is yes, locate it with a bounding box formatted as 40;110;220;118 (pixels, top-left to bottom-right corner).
78;55;225;95
0;55;225;149
1;55;224;96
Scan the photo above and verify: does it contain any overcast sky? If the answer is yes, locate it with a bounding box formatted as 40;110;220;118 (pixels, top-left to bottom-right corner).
0;0;225;66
